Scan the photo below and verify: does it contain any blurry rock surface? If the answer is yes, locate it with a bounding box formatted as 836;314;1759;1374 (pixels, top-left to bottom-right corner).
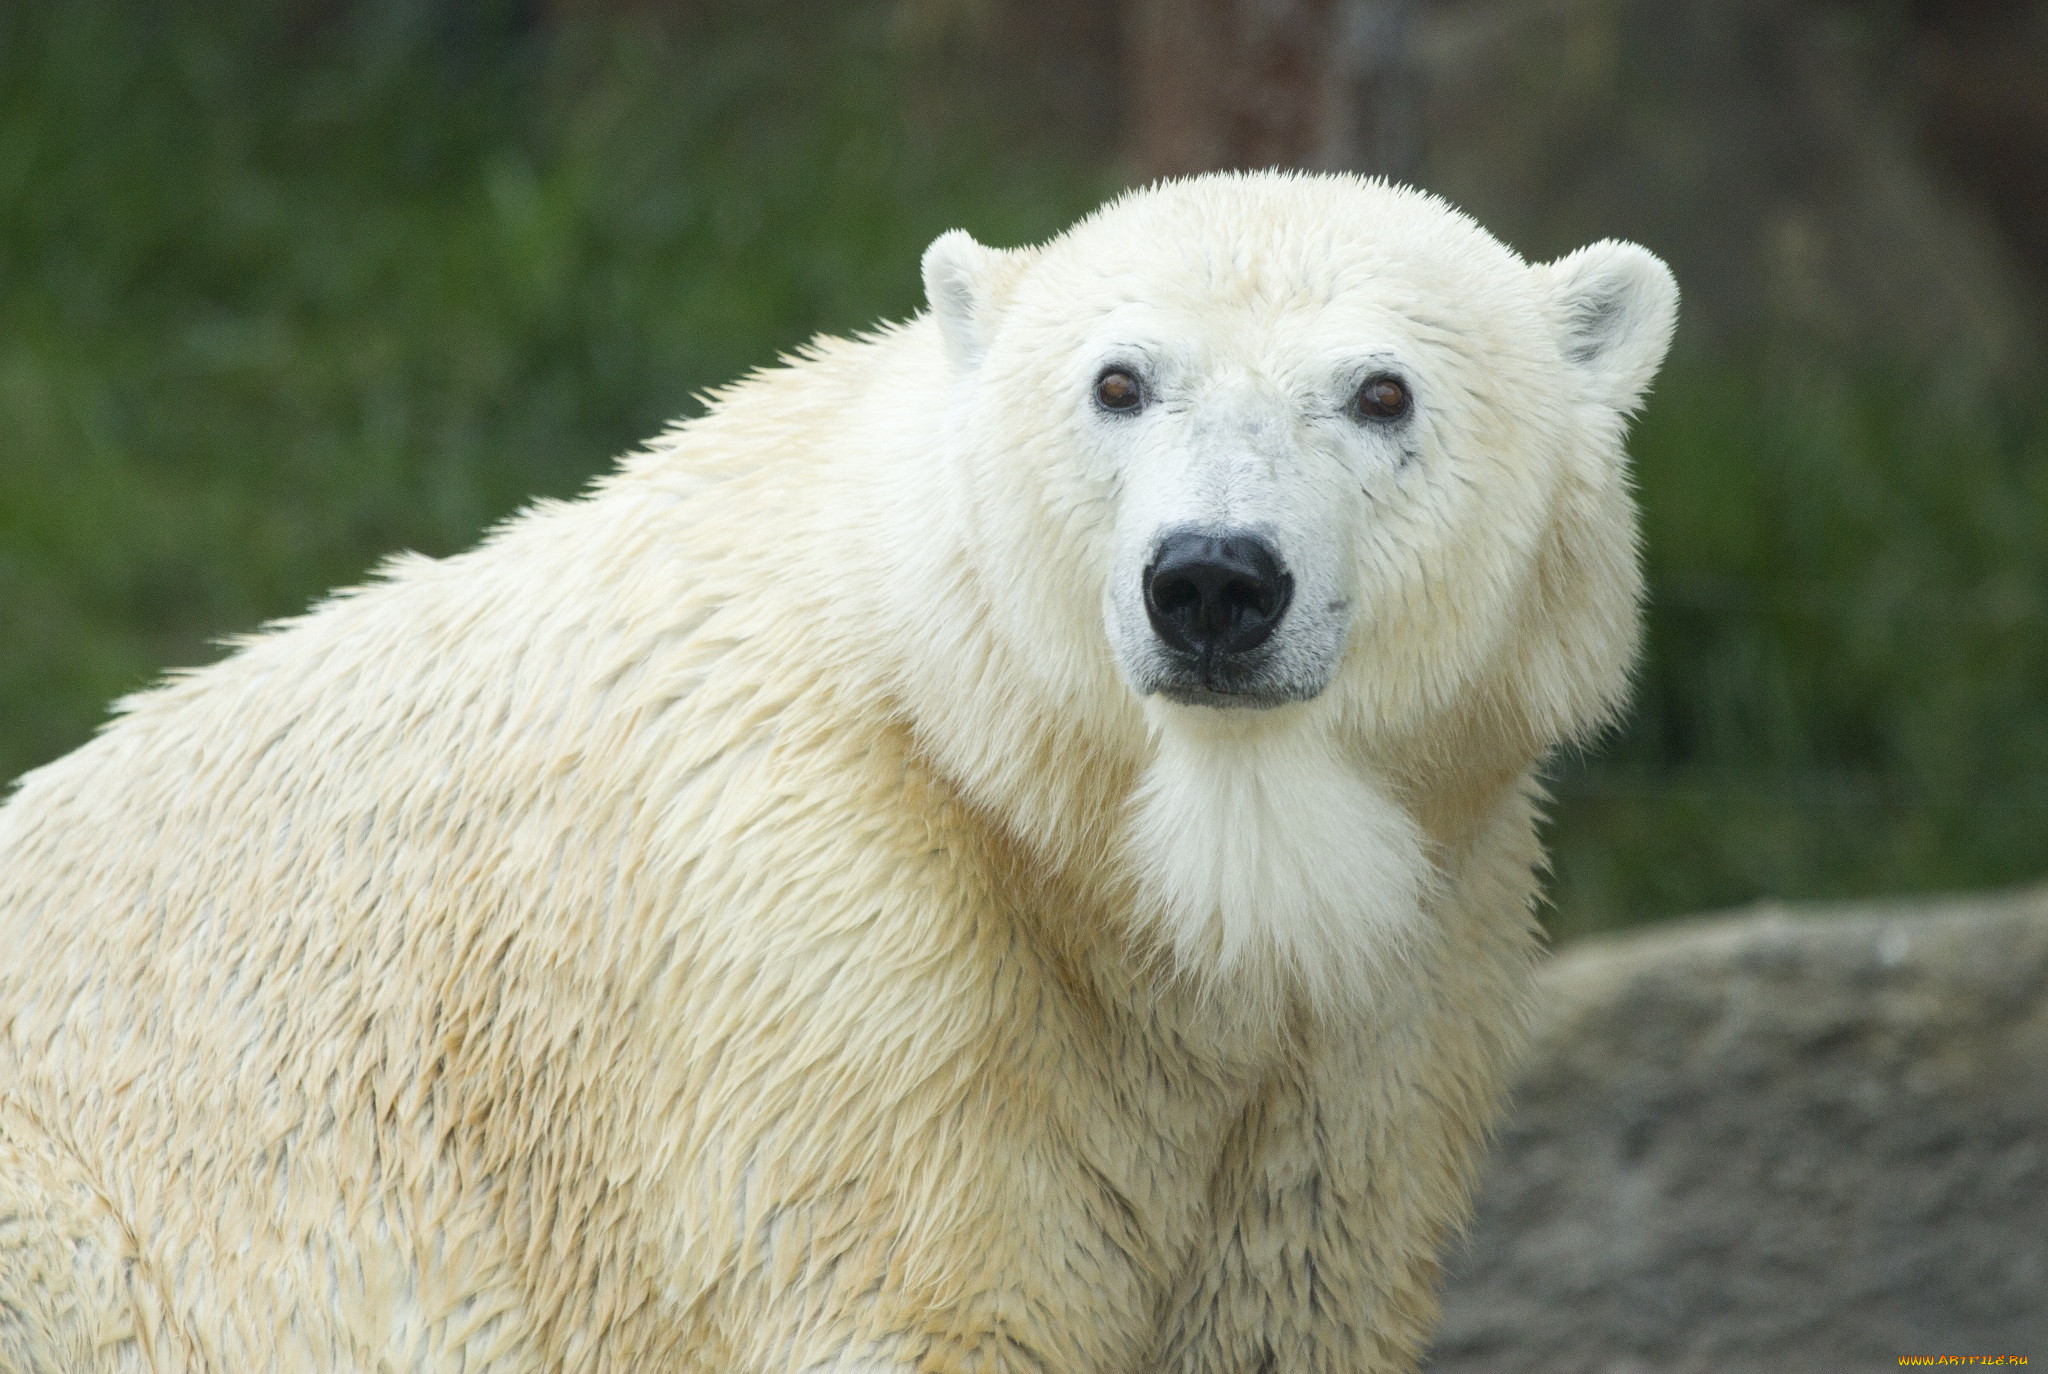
1431;888;2048;1370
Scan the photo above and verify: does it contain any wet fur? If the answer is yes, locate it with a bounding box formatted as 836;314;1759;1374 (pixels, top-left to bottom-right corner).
0;173;1673;1372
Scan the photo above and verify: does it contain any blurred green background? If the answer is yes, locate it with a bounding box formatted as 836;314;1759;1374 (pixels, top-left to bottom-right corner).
3;0;2045;937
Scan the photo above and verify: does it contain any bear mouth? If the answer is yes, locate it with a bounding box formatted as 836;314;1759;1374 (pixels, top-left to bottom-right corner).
1156;682;1299;710
1147;650;1318;710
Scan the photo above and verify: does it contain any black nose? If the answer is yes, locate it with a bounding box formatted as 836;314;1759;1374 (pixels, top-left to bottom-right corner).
1143;530;1294;657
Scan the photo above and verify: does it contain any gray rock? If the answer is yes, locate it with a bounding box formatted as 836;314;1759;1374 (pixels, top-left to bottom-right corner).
1430;889;2048;1372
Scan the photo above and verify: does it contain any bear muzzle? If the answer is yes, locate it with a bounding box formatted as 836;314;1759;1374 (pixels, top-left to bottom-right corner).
1142;528;1302;705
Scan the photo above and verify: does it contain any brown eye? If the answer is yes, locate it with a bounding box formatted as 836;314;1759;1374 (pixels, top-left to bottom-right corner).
1095;368;1144;413
1355;373;1411;420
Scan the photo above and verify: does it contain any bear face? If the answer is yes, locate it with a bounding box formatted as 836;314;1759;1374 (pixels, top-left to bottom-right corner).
912;173;1675;1005
924;173;1672;748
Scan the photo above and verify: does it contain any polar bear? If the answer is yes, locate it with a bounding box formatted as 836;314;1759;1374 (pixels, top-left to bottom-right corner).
0;172;1673;1372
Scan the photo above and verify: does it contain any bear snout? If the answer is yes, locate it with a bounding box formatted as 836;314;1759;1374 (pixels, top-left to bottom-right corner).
1142;528;1295;664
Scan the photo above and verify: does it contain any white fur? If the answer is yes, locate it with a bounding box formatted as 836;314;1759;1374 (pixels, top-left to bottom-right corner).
0;172;1674;1372
1126;701;1432;1014
1532;238;1680;414
897;175;1676;1004
920;229;1011;371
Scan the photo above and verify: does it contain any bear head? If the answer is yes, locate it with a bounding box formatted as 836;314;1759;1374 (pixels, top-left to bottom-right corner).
900;172;1675;1006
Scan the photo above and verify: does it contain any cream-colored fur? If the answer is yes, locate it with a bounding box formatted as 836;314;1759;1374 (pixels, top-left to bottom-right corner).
0;172;1674;1372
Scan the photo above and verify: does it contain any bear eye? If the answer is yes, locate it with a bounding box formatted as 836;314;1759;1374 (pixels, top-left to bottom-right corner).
1354;373;1412;421
1095;368;1145;414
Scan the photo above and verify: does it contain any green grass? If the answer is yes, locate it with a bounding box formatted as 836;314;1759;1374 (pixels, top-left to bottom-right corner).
1546;362;2048;933
0;0;1115;775
3;1;2044;933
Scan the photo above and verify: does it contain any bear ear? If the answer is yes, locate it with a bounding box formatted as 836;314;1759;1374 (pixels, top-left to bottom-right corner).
922;229;1008;372
1532;240;1679;415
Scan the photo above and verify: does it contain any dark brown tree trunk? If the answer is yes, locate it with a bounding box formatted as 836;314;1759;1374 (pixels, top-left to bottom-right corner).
1910;0;2048;295
1130;0;1343;177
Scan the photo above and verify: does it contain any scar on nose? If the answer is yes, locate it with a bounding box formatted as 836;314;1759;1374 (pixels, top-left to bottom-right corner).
1326;599;1352;613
